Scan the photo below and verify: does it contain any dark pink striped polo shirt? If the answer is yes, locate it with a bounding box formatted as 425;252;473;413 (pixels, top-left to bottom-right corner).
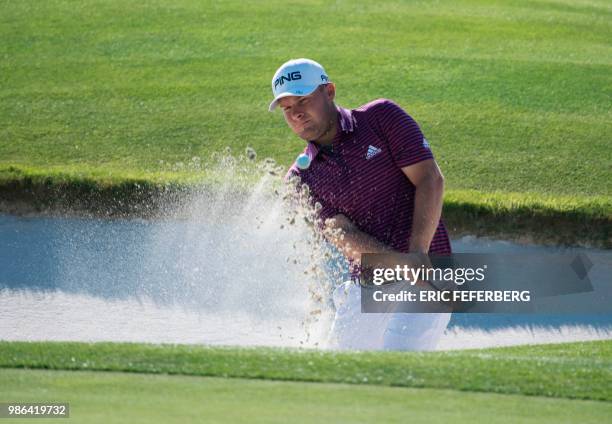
286;99;451;255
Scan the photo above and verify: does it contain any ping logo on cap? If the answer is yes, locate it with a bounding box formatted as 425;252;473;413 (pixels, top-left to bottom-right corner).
269;58;331;111
274;71;302;89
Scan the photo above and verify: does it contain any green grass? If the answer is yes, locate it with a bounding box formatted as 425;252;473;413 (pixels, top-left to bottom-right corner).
1;340;611;401
2;368;611;424
1;0;611;240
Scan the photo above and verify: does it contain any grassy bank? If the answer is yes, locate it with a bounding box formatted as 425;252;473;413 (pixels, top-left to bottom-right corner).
2;368;610;423
1;0;611;242
1;340;611;401
1;165;609;246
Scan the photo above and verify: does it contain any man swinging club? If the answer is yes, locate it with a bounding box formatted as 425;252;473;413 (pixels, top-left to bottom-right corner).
269;58;452;351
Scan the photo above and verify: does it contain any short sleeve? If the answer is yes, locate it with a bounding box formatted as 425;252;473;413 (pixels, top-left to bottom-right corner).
376;99;434;168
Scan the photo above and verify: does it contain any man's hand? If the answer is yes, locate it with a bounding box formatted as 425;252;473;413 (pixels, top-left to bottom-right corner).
323;215;430;276
401;159;445;254
323;214;443;291
323;214;392;264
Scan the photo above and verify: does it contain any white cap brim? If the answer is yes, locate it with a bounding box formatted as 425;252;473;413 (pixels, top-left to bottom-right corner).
268;84;319;112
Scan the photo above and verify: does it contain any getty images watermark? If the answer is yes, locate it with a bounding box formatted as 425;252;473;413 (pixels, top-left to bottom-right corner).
358;252;609;314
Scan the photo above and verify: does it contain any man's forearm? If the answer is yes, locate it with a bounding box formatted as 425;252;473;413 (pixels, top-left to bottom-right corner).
324;171;444;262
323;214;438;287
408;175;444;253
323;214;392;263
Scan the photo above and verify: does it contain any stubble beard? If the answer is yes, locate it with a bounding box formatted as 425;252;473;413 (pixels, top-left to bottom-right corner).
319;117;335;140
297;117;332;142
312;104;336;144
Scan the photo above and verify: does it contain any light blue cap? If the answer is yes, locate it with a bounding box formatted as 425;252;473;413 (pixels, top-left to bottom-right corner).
269;58;330;112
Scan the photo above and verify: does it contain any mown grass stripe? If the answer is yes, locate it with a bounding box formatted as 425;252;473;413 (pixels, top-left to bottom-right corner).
1;340;610;402
3;368;612;424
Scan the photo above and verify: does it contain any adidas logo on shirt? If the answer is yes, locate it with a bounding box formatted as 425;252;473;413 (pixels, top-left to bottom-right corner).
366;145;382;160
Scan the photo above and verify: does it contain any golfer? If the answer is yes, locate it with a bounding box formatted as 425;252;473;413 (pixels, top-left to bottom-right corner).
269;58;452;351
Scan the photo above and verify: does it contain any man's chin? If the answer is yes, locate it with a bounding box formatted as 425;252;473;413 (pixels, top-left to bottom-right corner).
297;128;320;141
297;129;317;141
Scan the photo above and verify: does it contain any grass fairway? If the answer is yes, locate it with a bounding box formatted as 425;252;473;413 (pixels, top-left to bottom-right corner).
1;340;611;401
1;0;611;230
2;368;611;424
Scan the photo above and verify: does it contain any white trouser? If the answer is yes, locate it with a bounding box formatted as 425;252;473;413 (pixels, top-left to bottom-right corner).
327;281;451;351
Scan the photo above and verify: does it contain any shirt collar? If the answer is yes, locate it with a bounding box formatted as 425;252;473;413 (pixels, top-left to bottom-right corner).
337;105;355;133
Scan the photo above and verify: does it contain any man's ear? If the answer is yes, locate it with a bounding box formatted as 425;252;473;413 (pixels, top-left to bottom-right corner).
325;83;336;102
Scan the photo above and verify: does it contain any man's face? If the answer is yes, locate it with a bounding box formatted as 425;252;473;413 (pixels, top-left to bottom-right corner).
278;83;336;142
